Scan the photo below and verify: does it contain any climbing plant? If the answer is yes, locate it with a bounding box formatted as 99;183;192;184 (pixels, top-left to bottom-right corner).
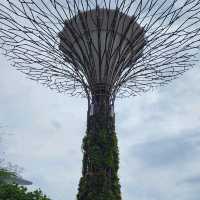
77;127;121;200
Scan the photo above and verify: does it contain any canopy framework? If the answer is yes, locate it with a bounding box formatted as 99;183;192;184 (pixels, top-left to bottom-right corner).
0;0;199;103
59;8;145;95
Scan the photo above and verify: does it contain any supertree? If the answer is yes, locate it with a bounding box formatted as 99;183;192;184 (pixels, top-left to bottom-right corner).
0;0;200;199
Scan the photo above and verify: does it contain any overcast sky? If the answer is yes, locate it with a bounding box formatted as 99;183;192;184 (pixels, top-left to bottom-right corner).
1;51;200;200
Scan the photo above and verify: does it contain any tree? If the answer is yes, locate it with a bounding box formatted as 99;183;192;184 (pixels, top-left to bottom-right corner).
0;168;17;185
0;184;51;200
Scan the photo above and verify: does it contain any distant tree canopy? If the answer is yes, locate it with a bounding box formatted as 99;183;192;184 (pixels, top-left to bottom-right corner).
0;168;17;184
0;184;51;200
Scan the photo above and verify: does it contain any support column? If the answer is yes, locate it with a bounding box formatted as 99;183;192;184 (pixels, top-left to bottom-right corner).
77;90;121;200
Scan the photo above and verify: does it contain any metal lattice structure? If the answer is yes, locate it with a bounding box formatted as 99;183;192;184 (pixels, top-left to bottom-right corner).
0;0;200;103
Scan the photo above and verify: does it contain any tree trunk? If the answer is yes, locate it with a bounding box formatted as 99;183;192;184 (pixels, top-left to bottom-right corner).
77;92;122;200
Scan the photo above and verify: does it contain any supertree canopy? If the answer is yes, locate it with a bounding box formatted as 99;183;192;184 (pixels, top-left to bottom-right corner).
0;0;200;199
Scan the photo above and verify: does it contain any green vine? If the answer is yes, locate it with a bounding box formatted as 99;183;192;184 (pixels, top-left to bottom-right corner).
77;126;121;200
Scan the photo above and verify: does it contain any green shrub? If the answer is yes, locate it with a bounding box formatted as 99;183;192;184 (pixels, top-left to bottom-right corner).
0;184;51;200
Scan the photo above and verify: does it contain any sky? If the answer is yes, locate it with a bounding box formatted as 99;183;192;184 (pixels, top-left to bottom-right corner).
1;51;200;200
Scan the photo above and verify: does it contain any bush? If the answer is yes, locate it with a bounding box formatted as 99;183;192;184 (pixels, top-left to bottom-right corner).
0;184;51;200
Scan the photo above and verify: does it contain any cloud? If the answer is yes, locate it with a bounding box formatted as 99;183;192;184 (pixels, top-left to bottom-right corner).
181;175;200;185
131;131;200;168
51;120;62;130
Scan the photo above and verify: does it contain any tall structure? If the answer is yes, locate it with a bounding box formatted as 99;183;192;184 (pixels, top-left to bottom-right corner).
0;0;200;199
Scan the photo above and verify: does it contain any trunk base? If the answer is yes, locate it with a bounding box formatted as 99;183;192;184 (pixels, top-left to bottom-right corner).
77;113;121;200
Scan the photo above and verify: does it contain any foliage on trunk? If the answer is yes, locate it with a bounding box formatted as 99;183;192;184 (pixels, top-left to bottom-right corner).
77;127;121;200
